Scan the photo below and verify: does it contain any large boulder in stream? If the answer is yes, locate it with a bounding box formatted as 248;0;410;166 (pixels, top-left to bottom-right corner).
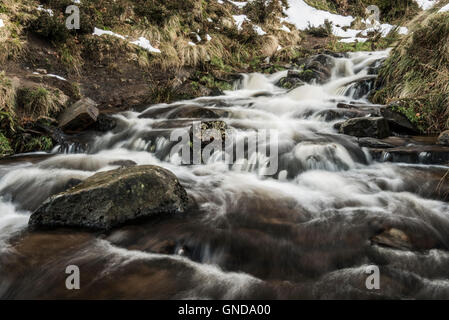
29;165;189;230
340;117;390;139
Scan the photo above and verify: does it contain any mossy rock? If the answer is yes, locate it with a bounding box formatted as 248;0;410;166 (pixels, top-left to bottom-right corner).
29;165;189;230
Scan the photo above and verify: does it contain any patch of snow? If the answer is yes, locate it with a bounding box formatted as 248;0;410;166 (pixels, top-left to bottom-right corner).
130;37;161;53
72;0;81;3
277;45;283;51
0;19;4;28
37;5;54;17
360;23;408;37
206;34;212;41
193;33;202;42
47;74;67;81
280;25;291;33
284;0;354;31
92;27;126;40
415;0;436;10
93;28;161;53
439;3;449;12
207;18;213;23
284;0;408;42
188;41;196;46
229;1;248;9
232;15;250;31
253;25;266;36
339;37;368;43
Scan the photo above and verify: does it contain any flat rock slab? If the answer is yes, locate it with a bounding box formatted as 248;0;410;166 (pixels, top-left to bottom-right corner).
29;165;189;230
370;145;449;165
340;117;390;139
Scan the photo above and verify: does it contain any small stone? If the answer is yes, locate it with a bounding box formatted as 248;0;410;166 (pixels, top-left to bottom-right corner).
437;130;449;146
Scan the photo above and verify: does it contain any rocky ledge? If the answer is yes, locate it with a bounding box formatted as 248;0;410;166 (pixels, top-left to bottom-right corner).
29;165;189;230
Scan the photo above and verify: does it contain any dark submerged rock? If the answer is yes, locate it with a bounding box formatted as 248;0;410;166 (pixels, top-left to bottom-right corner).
29;165;189;230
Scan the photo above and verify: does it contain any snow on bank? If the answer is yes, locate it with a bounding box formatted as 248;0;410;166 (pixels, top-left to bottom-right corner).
0;19;4;28
232;15;267;35
439;3;449;12
47;74;67;81
93;27;126;40
229;1;248;9
284;0;354;31
92;28;161;53
37;5;54;16
415;0;437;10
131;37;161;53
284;0;408;43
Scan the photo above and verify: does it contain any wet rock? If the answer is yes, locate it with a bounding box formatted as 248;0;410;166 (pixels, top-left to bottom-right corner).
437;130;449;146
370;145;449;165
94;114;117;132
337;102;384;116
63;178;83;190
302;54;334;84
138;105;177;119
167;105;225;119
316;108;369;121
358;137;395;149
209;87;225;96
51;128;89;154
381;106;418;135
58;98;99;132
372;228;412;251
277;70;305;89
342;77;376;100
29;165;189;230
340;117;390;139
191;120;228;149
109;160;137;167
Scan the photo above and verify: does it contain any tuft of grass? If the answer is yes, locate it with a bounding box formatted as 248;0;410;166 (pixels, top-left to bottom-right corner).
0;72;17;117
306;19;333;37
304;0;338;13
16;86;66;121
372;8;449;133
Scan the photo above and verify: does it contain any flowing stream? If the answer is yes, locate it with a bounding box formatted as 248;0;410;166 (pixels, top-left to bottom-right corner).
1;50;449;299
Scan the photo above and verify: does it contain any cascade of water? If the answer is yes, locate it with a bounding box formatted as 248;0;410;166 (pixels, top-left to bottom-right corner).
1;50;449;299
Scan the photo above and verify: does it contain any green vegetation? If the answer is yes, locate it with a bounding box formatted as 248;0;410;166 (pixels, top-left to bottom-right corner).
372;8;449;133
0;132;13;156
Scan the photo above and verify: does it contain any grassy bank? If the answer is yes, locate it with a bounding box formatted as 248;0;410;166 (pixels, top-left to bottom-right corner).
372;1;449;134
